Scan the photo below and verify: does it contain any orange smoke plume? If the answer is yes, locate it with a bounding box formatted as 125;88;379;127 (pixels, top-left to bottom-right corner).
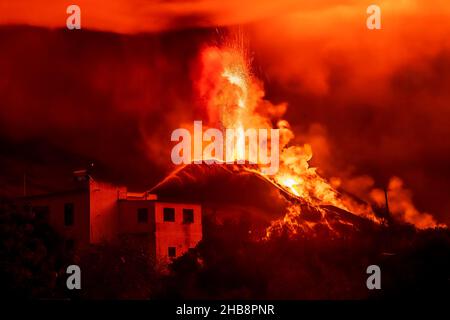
192;36;388;237
371;177;444;229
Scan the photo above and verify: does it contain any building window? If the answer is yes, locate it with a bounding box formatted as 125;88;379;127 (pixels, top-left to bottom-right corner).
163;207;175;222
168;247;176;258
64;203;74;226
137;208;148;223
183;209;194;224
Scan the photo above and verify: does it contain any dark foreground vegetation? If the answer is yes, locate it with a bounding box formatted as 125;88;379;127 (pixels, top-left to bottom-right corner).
1;199;449;299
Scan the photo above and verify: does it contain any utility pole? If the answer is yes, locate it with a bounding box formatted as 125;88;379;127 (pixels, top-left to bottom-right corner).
384;187;390;217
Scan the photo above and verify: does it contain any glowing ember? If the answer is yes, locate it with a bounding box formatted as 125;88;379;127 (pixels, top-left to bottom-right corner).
278;177;300;197
221;70;247;109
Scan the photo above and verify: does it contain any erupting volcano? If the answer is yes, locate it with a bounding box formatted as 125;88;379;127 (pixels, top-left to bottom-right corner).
157;35;445;237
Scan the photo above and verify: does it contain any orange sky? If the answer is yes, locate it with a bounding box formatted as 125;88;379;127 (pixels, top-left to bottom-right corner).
0;0;326;33
2;1;449;92
0;1;448;33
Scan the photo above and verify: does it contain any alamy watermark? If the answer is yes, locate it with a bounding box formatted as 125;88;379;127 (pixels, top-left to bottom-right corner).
66;264;81;290
66;5;81;30
367;4;381;30
366;264;381;290
170;121;280;175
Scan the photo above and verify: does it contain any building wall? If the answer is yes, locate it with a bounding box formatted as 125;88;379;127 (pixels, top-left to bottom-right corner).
23;191;90;249
117;200;157;258
154;202;202;262
89;180;124;243
117;200;156;235
19;180;203;261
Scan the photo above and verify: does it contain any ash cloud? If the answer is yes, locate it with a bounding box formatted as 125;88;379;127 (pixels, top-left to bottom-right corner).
245;1;450;225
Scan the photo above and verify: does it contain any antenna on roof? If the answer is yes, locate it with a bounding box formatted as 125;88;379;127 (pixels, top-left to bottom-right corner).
73;161;95;182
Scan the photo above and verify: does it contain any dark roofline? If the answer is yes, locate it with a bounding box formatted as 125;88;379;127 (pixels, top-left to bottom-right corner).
118;197;201;205
153;196;202;205
16;188;87;201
